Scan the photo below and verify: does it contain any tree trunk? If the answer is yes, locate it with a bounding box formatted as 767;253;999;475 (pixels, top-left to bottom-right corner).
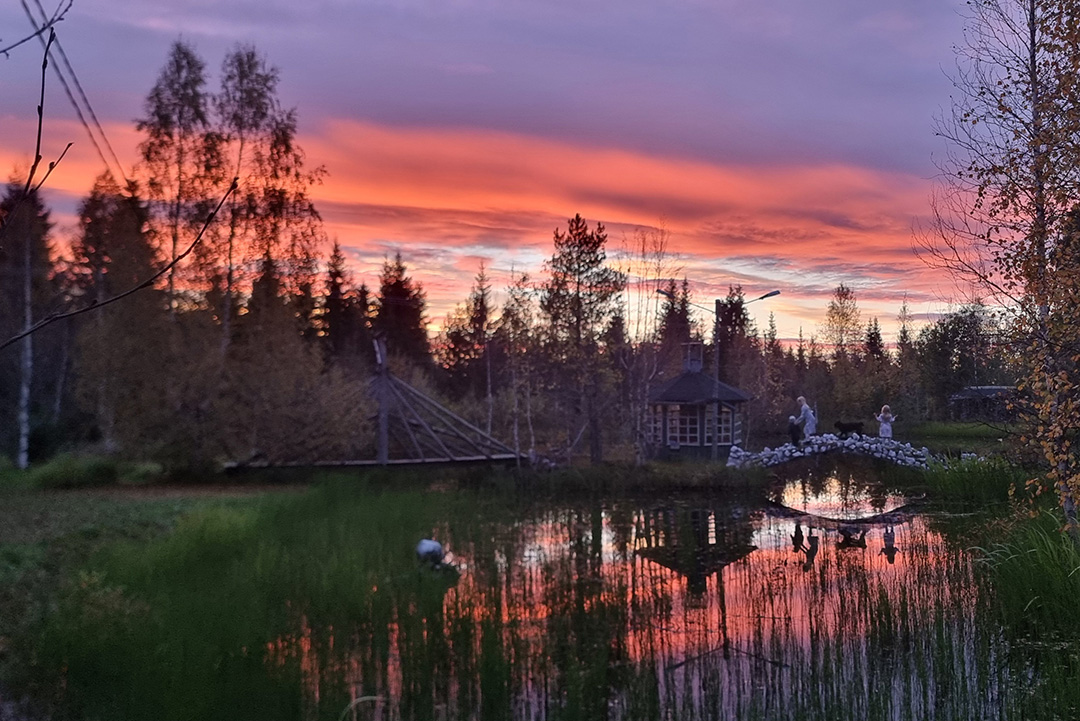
485;341;493;436
51;318;69;424
17;230;33;469
525;375;536;454
588;382;603;464
511;361;521;467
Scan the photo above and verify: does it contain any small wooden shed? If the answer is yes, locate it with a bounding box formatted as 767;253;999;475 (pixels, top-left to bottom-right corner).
647;346;751;461
948;385;1016;421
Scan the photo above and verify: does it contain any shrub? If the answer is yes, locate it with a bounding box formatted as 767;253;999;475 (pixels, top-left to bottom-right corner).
27;454;120;489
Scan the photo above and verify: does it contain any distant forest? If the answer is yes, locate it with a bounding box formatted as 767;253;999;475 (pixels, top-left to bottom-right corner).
0;41;1014;470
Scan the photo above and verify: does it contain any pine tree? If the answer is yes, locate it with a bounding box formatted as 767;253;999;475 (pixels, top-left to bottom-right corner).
374;252;429;365
657;277;694;376
540;214;626;462
71;176;168;453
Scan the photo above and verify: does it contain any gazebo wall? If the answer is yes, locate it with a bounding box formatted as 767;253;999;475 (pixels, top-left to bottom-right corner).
647;402;741;460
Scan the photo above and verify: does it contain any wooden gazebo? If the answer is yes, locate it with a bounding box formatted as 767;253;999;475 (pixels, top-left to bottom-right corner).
647;345;751;461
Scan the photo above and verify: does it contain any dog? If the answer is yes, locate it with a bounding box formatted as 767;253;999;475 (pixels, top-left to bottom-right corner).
833;420;864;438
788;415;802;445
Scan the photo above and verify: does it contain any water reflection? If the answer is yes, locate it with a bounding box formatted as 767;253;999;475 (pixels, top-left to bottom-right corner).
283;466;1004;720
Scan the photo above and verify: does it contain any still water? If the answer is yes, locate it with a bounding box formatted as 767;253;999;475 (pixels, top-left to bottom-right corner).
295;464;1020;721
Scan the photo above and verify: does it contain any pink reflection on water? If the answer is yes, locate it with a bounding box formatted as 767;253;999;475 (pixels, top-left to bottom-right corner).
273;475;988;719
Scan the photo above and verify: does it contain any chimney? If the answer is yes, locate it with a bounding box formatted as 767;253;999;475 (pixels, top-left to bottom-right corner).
683;342;703;373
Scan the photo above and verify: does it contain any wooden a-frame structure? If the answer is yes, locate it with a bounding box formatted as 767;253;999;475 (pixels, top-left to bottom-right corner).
224;338;524;470
371;339;522;465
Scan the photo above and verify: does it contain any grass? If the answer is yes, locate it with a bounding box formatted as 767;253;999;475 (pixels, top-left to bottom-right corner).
975;508;1080;720
16;476;465;720
6;460;1077;720
0;452;169;492
922;457;1033;505
909;421;1010;440
0;479;297;718
979;510;1080;640
907;421;1014;458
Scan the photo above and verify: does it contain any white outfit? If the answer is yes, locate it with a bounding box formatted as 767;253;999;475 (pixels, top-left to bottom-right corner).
876;413;895;439
797;403;817;438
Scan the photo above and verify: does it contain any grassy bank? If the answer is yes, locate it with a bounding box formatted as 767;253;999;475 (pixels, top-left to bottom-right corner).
13;477;471;720
6;458;1080;720
974;506;1080;719
0;478;299;717
908;420;1012;457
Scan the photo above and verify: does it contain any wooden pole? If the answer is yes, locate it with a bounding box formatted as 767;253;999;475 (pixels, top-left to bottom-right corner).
375;338;389;466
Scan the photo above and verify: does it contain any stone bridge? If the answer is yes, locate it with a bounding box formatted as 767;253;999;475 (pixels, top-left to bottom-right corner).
726;434;933;470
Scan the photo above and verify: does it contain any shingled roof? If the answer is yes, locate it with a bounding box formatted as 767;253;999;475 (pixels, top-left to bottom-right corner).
649;371;752;404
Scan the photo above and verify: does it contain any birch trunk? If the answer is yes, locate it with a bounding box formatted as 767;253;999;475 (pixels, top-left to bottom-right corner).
17;229;33;469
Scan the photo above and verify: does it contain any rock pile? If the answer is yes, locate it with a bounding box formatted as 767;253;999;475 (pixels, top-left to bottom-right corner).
726;433;932;470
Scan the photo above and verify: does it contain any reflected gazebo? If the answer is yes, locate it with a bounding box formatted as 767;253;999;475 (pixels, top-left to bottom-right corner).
635;505;757;658
635;506;757;596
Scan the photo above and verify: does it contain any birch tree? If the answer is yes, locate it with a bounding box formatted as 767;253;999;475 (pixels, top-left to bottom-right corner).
0;184;51;467
925;0;1080;522
214;45;278;347
137;40;223;314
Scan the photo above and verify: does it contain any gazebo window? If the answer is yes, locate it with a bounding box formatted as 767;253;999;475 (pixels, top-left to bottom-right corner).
719;406;733;445
704;405;734;445
667;405;699;446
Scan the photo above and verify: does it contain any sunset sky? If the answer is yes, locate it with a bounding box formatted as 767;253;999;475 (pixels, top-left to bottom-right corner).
0;0;972;342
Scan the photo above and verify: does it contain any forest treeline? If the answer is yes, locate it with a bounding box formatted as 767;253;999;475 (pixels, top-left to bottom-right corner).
0;41;1013;471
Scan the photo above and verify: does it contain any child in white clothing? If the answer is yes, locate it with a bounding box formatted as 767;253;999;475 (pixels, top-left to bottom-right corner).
876;404;896;439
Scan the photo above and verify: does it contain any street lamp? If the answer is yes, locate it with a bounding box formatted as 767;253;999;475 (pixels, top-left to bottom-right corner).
657;286;780;460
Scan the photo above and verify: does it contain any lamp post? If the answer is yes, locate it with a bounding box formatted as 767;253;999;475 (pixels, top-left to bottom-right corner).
658;287;780;460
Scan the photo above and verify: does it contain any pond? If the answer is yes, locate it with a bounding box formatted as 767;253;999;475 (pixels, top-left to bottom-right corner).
350;472;987;721
11;460;1073;720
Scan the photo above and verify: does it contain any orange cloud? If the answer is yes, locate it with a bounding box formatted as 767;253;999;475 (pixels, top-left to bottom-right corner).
304;119;951;339
0;113;956;341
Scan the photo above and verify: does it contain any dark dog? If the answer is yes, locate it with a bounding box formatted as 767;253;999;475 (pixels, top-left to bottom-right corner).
834;420;864;438
788;416;802;445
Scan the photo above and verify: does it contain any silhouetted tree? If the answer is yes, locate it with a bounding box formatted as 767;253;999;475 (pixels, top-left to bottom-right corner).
137;40;223;314
323;240;370;369
214;44;279;346
540;214;625;462
917;306;1009;418
71;175;168;453
374;252;429;365
656;277;694;377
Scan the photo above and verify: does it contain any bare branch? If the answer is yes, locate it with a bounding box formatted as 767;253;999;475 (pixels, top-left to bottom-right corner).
0;0;70;57
0;178;239;352
0;30;70;248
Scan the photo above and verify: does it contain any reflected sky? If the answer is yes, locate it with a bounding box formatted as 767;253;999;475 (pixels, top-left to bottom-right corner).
283;472;1002;720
